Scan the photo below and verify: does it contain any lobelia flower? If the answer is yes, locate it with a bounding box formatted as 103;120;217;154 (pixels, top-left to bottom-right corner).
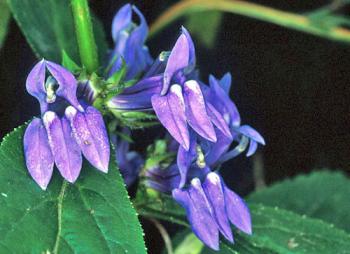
111;128;144;187
151;27;232;151
23;60;110;190
173;172;252;250
201;74;265;166
144;134;252;250
108;4;153;79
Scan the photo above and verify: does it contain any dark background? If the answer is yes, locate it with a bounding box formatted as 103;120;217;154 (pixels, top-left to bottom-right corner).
0;1;349;253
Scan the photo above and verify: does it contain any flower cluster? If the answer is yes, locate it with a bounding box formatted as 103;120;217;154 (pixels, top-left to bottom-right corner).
22;3;265;251
107;4;265;251
24;60;110;190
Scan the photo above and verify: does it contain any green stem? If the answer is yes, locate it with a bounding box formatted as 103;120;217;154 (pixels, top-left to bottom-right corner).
71;0;98;73
149;0;350;44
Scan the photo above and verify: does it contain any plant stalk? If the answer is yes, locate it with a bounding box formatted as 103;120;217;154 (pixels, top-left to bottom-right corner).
71;0;99;73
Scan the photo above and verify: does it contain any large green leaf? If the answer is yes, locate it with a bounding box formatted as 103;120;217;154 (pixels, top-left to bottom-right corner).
248;171;350;232
136;192;350;253
0;125;146;254
0;0;11;48
7;0;107;64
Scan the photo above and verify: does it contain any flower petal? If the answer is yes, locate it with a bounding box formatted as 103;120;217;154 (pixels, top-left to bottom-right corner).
181;27;196;72
162;33;190;95
219;73;232;95
205;130;232;166
184;80;216;142
111;4;132;42
209;75;240;126
246;140;258;157
177;134;197;188
25;60;48;113
65;106;110;173
206;102;232;139
223;183;252;234
45;61;83;112
173;179;219;250
23;118;54;190
237;125;265;145
152;84;190;150
43;111;82;183
203;172;233;242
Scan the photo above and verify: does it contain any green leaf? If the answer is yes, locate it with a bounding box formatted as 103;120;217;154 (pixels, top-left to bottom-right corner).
136;191;350;253
0;0;11;48
185;11;222;48
248;170;350;232
7;0;107;64
0;125;146;254
62;50;81;73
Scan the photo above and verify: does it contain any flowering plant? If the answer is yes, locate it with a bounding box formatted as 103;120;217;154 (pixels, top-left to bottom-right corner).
1;1;350;253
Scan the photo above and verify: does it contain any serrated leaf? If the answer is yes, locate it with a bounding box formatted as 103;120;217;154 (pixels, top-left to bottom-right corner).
135;190;350;253
0;125;146;254
7;0;107;64
248;170;350;232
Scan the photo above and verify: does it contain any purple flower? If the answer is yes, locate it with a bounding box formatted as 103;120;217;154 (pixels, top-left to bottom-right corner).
203;74;265;166
23;60;110;190
173;172;252;250
108;4;153;79
151;28;232;150
111;128;144;187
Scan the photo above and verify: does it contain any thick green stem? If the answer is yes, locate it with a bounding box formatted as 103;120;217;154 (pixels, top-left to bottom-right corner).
71;0;98;73
149;0;350;44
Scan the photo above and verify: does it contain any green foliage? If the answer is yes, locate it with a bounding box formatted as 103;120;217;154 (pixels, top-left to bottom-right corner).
185;11;222;48
135;184;350;253
7;0;107;64
62;50;81;73
0;125;146;254
249;170;350;232
0;0;10;48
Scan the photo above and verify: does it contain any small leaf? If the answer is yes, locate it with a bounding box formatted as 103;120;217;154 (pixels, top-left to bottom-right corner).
248;170;350;232
0;125;146;254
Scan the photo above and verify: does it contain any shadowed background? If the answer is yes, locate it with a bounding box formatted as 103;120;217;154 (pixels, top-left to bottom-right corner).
0;1;349;252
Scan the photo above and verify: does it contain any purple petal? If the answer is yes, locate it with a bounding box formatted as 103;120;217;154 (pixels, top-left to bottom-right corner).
122;75;162;94
146;164;180;193
206;102;232;139
152;85;190;150
246;140;258;157
45;61;83;112
123;6;152;79
65;106;110;173
43;111;82;183
173;179;219;250
223;182;252;234
111;4;132;42
184;80;216;142
237;125;265;145
209;75;240;126
219;73;232;94
204;129;232;166
203;172;233;242
25;60;48;113
162;34;190;95
23;118;54;190
181;27;196;72
177;134;197;188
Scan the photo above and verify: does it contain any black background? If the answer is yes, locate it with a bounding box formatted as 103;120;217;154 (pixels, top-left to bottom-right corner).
0;1;349;253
